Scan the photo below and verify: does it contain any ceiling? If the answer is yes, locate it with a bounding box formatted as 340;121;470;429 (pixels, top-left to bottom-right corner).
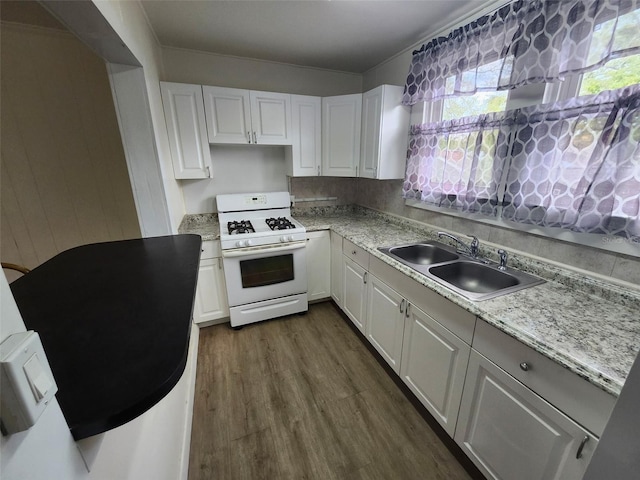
140;0;490;73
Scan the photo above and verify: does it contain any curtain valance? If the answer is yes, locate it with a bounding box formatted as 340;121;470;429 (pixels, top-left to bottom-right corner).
403;0;640;106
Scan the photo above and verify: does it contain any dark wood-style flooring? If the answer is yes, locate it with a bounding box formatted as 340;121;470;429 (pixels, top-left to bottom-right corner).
188;302;473;480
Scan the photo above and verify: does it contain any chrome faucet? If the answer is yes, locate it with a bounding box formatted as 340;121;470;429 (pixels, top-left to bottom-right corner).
497;249;509;270
437;232;480;258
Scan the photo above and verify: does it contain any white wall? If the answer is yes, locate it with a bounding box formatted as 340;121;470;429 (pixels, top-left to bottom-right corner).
91;0;185;233
0;274;89;480
162;46;362;96
182;146;289;213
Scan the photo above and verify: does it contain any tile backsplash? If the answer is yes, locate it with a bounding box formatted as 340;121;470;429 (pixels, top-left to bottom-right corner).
290;176;640;287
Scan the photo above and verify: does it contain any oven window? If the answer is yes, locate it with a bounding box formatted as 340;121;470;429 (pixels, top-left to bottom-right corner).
239;254;294;288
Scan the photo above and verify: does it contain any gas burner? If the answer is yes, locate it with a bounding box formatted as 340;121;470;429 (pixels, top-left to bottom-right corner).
266;217;296;230
227;220;255;235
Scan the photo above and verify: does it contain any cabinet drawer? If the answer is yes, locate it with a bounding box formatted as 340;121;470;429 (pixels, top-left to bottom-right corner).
473;320;616;437
200;240;221;260
370;255;475;344
343;239;369;270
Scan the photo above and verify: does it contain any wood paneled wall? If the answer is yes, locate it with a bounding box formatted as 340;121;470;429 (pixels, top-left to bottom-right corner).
1;22;141;282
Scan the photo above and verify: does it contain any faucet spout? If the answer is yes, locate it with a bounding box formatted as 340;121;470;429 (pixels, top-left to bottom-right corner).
437;232;480;258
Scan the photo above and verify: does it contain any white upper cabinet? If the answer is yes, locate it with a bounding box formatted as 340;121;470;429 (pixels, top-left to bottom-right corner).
160;82;212;179
202;86;251;144
360;85;410;179
250;90;292;145
286;95;322;176
202;86;291;145
322;94;362;177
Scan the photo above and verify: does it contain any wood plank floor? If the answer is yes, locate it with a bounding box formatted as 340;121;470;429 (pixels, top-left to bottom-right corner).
188;302;473;480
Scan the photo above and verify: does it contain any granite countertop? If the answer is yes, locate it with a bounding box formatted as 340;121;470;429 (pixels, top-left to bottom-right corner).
10;235;201;439
179;209;640;397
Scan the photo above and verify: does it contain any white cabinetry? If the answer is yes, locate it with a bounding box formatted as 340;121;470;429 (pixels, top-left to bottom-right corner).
203;86;291;145
305;231;331;302
330;231;343;307
322;94;362;177
455;350;598;480
342;239;369;333
286;95;322;177
160;82;212;179
359;85;410;179
366;276;406;373
400;302;470;436
193;241;229;326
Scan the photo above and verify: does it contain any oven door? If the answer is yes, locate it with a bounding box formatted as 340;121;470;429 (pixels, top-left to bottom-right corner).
222;241;307;307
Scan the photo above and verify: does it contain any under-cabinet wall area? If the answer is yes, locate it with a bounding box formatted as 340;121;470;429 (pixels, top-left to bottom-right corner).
0;8;140;281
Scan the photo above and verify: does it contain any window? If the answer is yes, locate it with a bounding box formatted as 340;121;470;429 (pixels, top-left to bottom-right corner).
403;0;640;246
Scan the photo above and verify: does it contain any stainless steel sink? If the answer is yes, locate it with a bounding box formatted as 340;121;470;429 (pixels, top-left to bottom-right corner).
385;243;459;265
378;241;545;301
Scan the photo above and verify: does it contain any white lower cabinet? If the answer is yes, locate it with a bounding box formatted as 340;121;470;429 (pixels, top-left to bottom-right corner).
193;241;229;325
342;256;368;333
455;350;598;480
330;231;343;307
365;276;405;373
305;231;330;302
400;303;470;436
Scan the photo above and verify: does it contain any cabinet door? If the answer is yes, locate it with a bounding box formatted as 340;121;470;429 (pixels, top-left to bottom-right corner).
305;231;331;302
359;85;409;180
366;276;405;373
360;87;383;179
202;86;252;144
342;256;367;333
400;304;470;436
330;231;343;307
322;94;362;177
160;82;212;179
287;95;321;176
249;91;292;145
455;350;598;480
193;257;229;325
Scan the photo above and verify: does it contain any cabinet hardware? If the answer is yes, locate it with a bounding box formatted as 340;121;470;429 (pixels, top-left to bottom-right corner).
253;131;257;144
519;362;530;372
356;165;358;177
363;272;368;284
405;302;411;318
352;250;357;255
317;165;320;176
247;131;251;143
206;166;211;178
218;257;222;270
399;299;405;314
576;435;589;459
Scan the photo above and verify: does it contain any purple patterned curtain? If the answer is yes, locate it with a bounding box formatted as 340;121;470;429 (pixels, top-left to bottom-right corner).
502;85;640;240
403;0;640;106
403;112;513;216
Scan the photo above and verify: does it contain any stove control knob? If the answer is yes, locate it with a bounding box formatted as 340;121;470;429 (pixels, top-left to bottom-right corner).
235;241;243;248
246;240;252;246
287;235;294;242
280;236;287;243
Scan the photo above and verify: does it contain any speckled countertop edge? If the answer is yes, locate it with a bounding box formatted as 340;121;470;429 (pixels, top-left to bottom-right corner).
179;207;640;397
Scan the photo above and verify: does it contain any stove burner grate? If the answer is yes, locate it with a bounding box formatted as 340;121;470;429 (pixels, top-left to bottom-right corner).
265;217;296;230
227;220;255;235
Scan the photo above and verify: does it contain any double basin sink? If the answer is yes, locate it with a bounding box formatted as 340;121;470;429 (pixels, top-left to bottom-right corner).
378;241;544;301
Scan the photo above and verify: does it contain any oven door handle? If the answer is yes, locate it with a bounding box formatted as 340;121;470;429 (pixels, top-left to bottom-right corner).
222;241;306;258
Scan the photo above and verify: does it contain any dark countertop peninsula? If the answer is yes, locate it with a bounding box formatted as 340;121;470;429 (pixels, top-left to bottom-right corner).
10;234;202;440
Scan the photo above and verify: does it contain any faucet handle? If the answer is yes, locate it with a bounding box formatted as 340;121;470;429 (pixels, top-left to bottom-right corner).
497;249;508;270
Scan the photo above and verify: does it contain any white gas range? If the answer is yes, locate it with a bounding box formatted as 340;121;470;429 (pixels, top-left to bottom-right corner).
216;192;308;328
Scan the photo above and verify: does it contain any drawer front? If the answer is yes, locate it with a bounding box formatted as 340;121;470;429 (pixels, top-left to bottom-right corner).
473;320;615;437
343;239;369;270
369;255;475;344
201;240;221;260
